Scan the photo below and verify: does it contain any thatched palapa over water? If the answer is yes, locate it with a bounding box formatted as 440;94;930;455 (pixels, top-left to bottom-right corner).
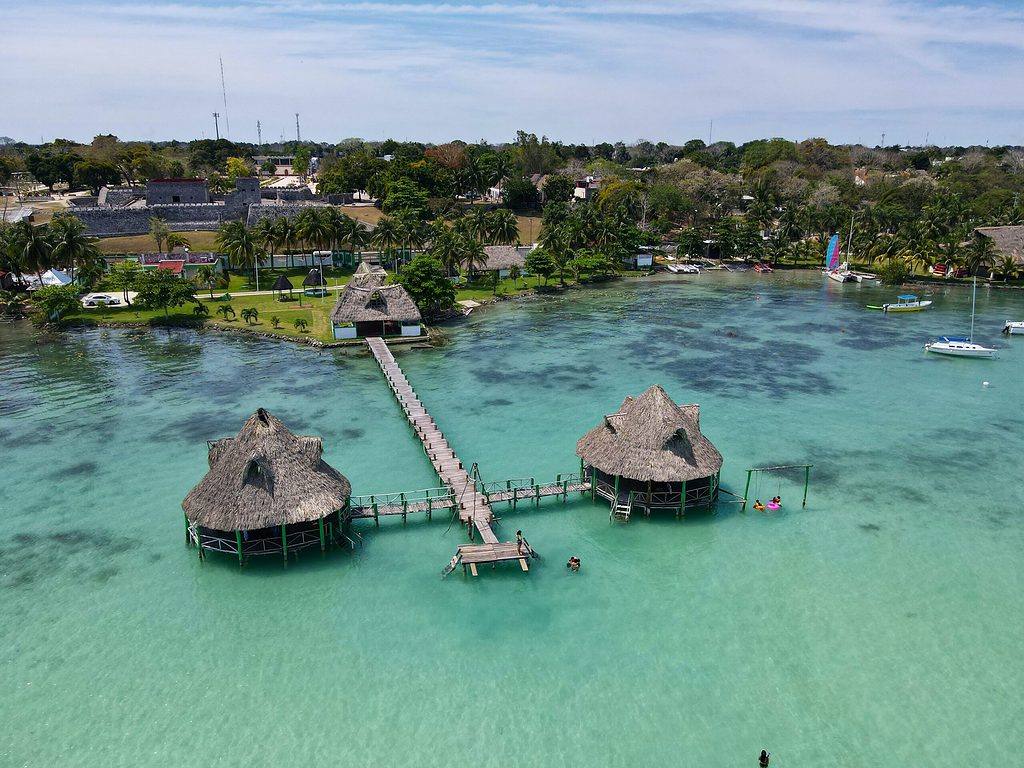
577;385;723;516
182;408;350;562
330;281;422;339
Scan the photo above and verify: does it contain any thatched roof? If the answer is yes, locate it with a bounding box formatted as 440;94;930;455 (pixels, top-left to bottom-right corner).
576;385;723;482
271;273;293;292
483;245;526;271
303;268;326;287
976;226;1024;265
331;283;421;324
182;408;351;531
349;261;388;288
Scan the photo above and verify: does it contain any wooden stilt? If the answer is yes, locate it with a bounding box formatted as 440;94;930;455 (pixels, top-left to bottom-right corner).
235;530;244;566
318;517;325;551
281;524;288;564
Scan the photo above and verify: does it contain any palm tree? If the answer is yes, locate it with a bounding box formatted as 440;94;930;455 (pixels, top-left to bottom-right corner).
216;303;235;321
270;315;281;329
458;233;488;279
195;265;218;299
466;207;491;243
192;303;210;317
216;220;258;286
966;235;996;277
165;232;191;252
293;317;309;332
274;217;298;268
430;230;461;277
995;254;1018;282
12;220;53;286
487;209;520;246
371;216;400;264
49;215;102;284
240;307;259;324
253;217;277;270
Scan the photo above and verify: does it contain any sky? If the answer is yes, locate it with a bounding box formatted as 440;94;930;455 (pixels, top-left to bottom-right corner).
6;0;1024;147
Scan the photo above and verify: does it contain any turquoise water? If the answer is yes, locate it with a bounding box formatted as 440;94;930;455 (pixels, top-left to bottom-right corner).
2;273;1022;767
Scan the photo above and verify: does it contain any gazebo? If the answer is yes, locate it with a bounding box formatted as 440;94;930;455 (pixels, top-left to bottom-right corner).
271;273;294;300
576;385;723;517
181;408;351;564
303;268;327;296
349;261;388;289
330;283;422;339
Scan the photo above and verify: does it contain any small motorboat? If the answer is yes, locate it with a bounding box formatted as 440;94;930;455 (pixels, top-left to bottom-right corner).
1002;321;1024;335
677;263;701;274
867;295;933;312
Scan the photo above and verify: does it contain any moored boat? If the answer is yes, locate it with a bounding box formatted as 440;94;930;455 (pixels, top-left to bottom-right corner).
866;295;933;312
925;278;995;358
1002;321;1024;335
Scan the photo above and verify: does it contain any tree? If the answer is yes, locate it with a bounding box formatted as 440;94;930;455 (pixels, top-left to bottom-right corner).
240;307;259;324
11;220;54;285
194;265;217;299
542;174;574;203
524;248;556;286
216;303;236;320
395;254;456;316
135;269;198;319
216;220;258;280
165;232;191;252
371;216;401;262
149;217;171;253
49;215;102;283
73;160;121;195
225;156;255;180
260;160;277;176
270;315;281;329
192;303;210;317
501;177;540;209
32;284;81;323
487;209;520;246
292;146;312;180
108;261;140;305
508;263;522;288
994;255;1018;281
382;177;430;218
293;317;309;332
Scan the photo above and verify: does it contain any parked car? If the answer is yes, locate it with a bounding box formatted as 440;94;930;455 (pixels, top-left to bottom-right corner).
83;294;122;307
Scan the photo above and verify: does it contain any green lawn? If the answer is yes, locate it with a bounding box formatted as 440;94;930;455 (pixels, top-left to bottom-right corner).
455;274;550;300
214;266;354;294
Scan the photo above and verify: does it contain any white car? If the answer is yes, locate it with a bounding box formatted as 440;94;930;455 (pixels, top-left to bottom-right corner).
83;294;122;307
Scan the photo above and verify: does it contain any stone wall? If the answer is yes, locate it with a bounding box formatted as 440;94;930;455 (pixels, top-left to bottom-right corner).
146;180;210;205
262;188;314;202
246;202;331;227
97;186;143;207
71;203;231;236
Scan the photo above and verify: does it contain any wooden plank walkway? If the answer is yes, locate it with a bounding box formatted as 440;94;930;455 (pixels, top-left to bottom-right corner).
365;338;500;551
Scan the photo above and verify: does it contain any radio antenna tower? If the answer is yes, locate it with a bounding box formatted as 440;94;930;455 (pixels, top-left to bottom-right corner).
212;112;220;140
257;120;262;146
295;113;301;143
219;55;230;138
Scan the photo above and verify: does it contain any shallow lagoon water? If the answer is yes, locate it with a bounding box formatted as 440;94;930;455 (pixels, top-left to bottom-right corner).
2;272;1022;767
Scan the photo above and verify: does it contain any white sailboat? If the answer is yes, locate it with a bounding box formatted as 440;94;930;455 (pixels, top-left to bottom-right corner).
823;233;853;282
925;278;996;358
1002;321;1024;335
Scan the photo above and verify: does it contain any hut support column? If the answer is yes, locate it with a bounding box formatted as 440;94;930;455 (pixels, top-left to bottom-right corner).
591;466;596;500
318;518;326;551
803;465;810;507
742;469;752;511
235;530;244;566
184;513;191;545
679;480;687;518
281;524;288;564
613;474;620;508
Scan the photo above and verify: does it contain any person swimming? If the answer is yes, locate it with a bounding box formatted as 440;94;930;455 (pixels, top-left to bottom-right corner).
753;499;765;511
566;556;580;571
759;749;770;767
771;496;781;506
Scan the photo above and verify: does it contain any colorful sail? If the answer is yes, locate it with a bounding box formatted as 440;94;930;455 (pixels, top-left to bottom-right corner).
826;234;840;271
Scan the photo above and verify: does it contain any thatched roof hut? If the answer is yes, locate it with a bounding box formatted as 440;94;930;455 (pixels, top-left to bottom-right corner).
976;226;1024;266
182;408;350;534
331;284;421;326
303;268;326;287
349;261;388;289
271;273;293;292
483;245;526;272
577;385;723;516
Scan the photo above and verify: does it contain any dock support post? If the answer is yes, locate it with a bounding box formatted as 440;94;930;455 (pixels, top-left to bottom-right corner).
427;494;433;520
803;465;810;507
185;513;191;545
401;492;408;525
707;472;716;512
372;497;379;527
613;474;620;509
742;470;752;511
591;466;597;500
679;480;687;519
235;530;244;566
281;524;288;564
318;518;326;551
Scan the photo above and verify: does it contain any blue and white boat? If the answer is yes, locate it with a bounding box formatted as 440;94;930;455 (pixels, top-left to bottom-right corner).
823;234;853;282
925;278;995;358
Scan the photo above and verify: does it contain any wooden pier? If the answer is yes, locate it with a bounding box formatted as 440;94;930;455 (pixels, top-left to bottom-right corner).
364;338;589;575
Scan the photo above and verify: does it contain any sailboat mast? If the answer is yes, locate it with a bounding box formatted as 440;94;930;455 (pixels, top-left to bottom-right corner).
846;213;855;262
970;276;977;340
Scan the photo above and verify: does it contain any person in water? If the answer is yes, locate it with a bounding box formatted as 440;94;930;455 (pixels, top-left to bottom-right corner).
753;499;765;511
759;750;770;767
566;556;580;571
771;496;781;506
